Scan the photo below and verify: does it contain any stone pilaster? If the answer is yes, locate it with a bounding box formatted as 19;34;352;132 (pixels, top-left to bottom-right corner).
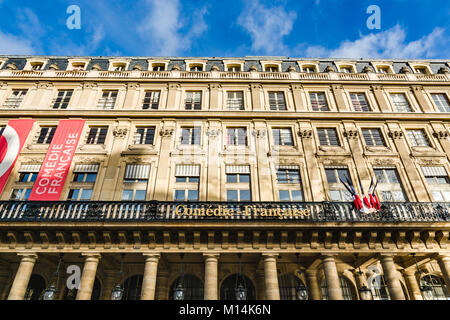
101;269;117;300
156;270;169;300
153;124;175;200
410;85;434;112
166;83;180;109
7;253;38;300
370;85;391;112
76;253;101;300
209;83;221;110
206;123;222;201
379;255;405;300
291;84;307;111
330;85;349;111
253;125;273;201
262;254;280;300
141;253;160;300
250;84;263;110
203;254;219;300
122;83;140;110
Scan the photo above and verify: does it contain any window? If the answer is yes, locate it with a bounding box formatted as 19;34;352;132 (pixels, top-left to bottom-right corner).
68;164;99;201
317;128;340;146
86;127;108;144
72;63;86;71
390;93;412;112
142;91;160;110
226;166;251;201
309;92;329;111
68;189;93;201
277;166;303;201
36;127;56;144
190;65;203;72
377;66;390;74
406;129;430;147
340;67;353;73
374;168;407;201
3;90;27;108
134;127;156;145
421;166;450;202
321;276;355;300
362;129;386;147
350;93;371;112
227;127;247;146
431;94;450;112
174;165;200;201
370;274;390;300
269;92;287;110
185;91;202;110
10;188;32;200
180;127;201;145
272;128;294;146
227;91;244;110
98;90;118;109
52;90;73;109
18;171;38;182
31;63;43;70
414;67;427;74
303;66;316;73
152;64;165;71
325;168;353;201
228;65;241;72
121;164;150;201
420;275;450;300
265;66;279;72
113;63;126;71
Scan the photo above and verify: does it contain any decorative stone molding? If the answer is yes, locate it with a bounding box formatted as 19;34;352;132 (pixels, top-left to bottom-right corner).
36;81;53;89
249;83;262;90
343;130;358;139
171;64;181;71
75;157;103;164
411;85;424;92
298;129;312;139
126;82;140;90
433;131;449;140
324;65;335;73
370;85;384;91
362;66;374;73
438;67;449;74
112;128;128;138
388;130;403;139
0;81;8;89
206;129;221;139
159;128;174;137
125;157;153;163
252;129;266;138
81;82;98;89
399;66;411;74
209;83;221;90
371;158;396;167
290;84;303;90
330;84;344;91
210;65;220;71
418;159;443;166
365;146;392;153
287;66;296;72
167;83;181;90
248;65;258;72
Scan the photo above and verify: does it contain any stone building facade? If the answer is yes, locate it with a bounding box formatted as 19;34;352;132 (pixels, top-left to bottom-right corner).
0;55;449;300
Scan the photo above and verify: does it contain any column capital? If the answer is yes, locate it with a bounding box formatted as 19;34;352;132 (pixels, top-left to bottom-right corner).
305;269;318;277
81;252;101;260
203;253;220;260
17;252;38;262
261;253;279;259
437;255;450;262
402;268;418;277
143;253;161;262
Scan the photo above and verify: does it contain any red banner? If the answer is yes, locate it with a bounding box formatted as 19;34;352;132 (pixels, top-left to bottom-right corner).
29;120;85;201
0;119;35;195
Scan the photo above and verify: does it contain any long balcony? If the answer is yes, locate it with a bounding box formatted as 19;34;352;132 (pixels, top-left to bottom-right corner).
0;201;449;223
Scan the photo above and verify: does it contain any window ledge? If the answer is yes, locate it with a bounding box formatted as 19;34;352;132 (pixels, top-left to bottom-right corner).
365;146;392;153
79;144;107;152
411;146;436;153
317;145;345;152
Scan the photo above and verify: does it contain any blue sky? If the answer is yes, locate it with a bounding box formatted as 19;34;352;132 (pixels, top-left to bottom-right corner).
0;0;448;58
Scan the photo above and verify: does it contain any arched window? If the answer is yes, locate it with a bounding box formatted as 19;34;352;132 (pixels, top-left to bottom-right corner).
24;274;46;300
421;275;450;300
220;274;256;300
169;274;204;300
278;274;308;300
321;276;355;300
63;277;101;300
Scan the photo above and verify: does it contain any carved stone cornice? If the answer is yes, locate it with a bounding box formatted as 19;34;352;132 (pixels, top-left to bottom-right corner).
371;158;396;167
159;128;174;137
388;130;403;139
343;130;358;139
112;128;128;138
417;158;443;166
252;129;266;138
370;85;384;91
206;129;221;139
330;84;344;91
290;84;303;90
433;131;449;140
249;83;262;90
298;129;312;139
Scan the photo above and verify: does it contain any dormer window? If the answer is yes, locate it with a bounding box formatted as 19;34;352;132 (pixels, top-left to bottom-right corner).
340;66;354;73
31;62;44;71
113;63;126;71
265;65;279;72
303;66;316;73
414;66;428;74
72;63;86;71
228;65;241;72
377;66;390;74
190;65;203;72
152;64;165;71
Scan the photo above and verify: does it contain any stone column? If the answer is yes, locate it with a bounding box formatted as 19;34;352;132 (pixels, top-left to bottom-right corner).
321;255;343;300
204;254;219;300
76;253;101;300
0;269;10;300
255;269;266;300
101;269;118;300
437;255;450;289
380;255;405;300
141;253;160;300
7;253;38;300
305;269;322;300
262;254;280;300
403;269;423;300
156;270;169;300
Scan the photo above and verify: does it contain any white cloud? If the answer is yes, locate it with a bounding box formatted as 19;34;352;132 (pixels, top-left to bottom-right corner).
237;0;297;55
138;0;208;56
0;30;34;54
301;25;448;59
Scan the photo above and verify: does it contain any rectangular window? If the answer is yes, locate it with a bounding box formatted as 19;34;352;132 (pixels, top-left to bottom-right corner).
362;129;386;147
52;90;73;109
227;91;244;110
390;93;412;112
269;92;287;110
68;164;99;201
10;188;32;200
174;165;200;201
431;94;450;112
276;166;303;201
134;127;156;145
36;127;56;144
309;92;329;111
68;189;93;201
185;91;202;110
122;164;150;200
317;128;340;146
142;91;160;110
325;168;353;201
272;128;294;146
421;166;450;202
350;93;371;112
86;127;108;144
227;127;247;146
190;65;203;72
3;90;27;108
181;127;201;145
374;168;407;202
226;166;251;202
406;129;430;147
18;164;41;182
98;90;118;109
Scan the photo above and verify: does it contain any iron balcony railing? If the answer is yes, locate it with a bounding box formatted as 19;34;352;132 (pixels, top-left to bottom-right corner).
0;201;449;223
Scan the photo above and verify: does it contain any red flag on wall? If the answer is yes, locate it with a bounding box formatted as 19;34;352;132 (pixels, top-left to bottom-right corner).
0;119;35;195
29;120;85;201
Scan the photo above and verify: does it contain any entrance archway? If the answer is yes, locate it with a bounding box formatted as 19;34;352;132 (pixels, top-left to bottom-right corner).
220;274;256;300
169;274;204;300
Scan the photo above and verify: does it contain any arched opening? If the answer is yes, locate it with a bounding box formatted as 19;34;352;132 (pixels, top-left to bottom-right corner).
24;274;46;300
169;274;203;300
121;275;143;300
321;276;356;300
370;274;390;300
63;277;101;300
421;275;450;300
220;274;256;300
278;274;308;300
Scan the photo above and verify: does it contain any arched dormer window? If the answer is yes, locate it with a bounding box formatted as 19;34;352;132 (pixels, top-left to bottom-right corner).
112;63;126;71
302;65;317;73
227;64;241;72
339;65;355;73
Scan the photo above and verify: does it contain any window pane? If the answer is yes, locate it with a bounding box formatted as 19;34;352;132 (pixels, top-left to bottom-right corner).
187;190;199;201
227;190;238;201
325;169;336;183
176;177;187;183
381;191;392;201
292;190;303;201
289;171;300;183
330;190;341;201
80;189;93;200
226;174;237;183
239;174;250;183
174;190;185;201
69;189;80;200
343;191;353;201
122;190;133;201
386;170;399;183
240;190;251;201
24;189;32;200
189;177;199;183
134;190;146;201
85;173;97;182
432;192;444;202
392;191;406;201
279;190;290;201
